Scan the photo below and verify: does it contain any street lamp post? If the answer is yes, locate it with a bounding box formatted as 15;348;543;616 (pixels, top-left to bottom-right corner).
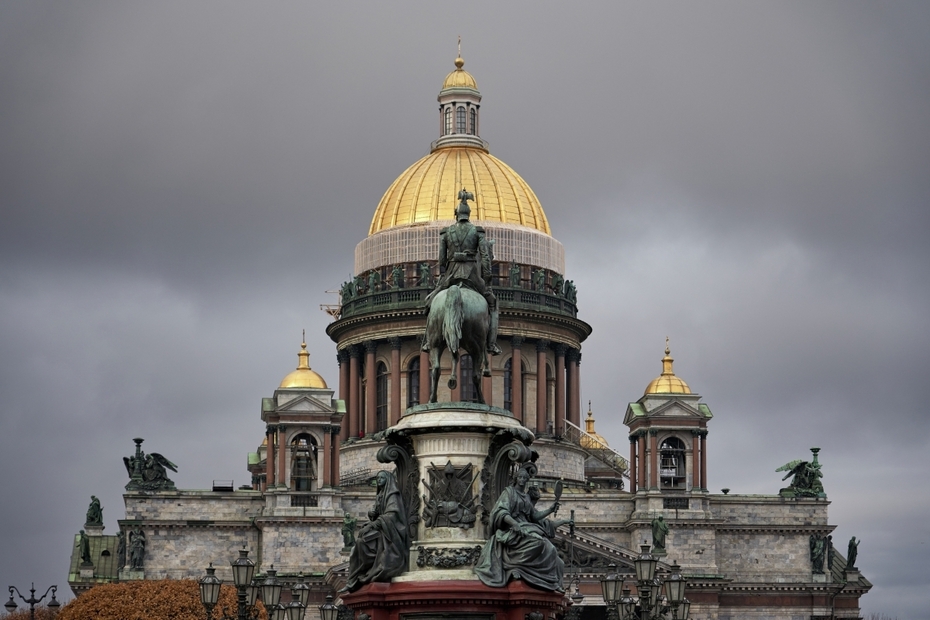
200;549;270;620
5;584;60;620
599;546;690;620
318;594;338;620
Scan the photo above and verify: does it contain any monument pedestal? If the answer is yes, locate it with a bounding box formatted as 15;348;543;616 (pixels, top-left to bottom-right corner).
342;580;567;620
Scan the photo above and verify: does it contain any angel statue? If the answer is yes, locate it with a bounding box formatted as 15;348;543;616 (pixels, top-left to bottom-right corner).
776;447;825;498
124;438;178;491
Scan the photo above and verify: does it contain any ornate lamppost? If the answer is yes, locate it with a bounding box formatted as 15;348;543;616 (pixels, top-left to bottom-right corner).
599;546;690;620
200;549;276;620
318;594;338;620
5;583;60;620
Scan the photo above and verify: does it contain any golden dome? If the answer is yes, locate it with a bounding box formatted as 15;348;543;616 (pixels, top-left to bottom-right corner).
279;337;327;389
442;55;478;90
580;402;609;449
369;147;550;235
644;340;691;395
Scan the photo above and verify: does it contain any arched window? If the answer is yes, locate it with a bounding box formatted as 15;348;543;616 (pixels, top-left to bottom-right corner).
407;357;420;408
503;359;526;416
660;436;687;489
444;107;452;136
290;433;317;492
460;354;479;403
469;108;477;135
456;106;466;134
376;362;389;431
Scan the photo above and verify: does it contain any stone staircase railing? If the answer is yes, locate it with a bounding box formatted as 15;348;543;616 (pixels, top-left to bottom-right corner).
563;420;629;478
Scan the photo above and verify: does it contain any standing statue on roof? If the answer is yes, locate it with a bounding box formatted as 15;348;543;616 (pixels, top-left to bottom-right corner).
85;495;103;527
423;188;501;356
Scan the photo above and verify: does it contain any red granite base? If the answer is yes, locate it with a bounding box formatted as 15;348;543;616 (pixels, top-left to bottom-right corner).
341;580;568;620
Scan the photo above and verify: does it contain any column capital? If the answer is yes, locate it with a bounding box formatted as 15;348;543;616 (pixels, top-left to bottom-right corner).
698;429;709;438
511;335;524;349
337;348;350;364
266;425;277;436
565;348;580;363
554;343;568;357
349;345;362;359
389;336;403;350
648;429;658;436
690;429;701;436
277;423;288;433
364;340;378;354
536;339;550;352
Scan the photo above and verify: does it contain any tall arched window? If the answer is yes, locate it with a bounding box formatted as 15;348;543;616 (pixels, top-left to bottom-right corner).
469;108;477;135
407;357;420;408
290;434;317;492
444;108;452;136
376;362;389;431
459;354;479;403
660;437;687;489
504;359;526;415
456;106;466;134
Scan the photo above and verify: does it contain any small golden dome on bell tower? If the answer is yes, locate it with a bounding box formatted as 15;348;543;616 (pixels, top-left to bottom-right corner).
644;338;691;395
279;331;328;389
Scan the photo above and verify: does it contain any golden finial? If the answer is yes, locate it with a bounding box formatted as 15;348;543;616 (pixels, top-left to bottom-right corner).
661;337;674;376
296;333;310;370
302;329;306;346
665;336;670;356
587;400;593;417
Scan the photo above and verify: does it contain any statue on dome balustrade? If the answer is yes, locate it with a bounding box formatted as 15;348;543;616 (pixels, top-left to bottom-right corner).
777;447;825;498
419;263;433;287
509;261;521;288
368;270;381;293
551;273;564;298
533;269;545;292
391;265;404;289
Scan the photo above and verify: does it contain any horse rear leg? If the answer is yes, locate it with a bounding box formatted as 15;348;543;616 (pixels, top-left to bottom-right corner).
428;347;442;403
473;369;485;405
448;351;458;390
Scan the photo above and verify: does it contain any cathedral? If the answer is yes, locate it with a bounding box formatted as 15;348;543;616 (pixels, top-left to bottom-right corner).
68;53;870;620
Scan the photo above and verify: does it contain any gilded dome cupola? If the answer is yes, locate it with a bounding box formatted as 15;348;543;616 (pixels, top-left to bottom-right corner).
644;339;691;395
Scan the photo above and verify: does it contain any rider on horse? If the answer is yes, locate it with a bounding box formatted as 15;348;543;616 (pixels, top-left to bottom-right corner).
424;188;502;356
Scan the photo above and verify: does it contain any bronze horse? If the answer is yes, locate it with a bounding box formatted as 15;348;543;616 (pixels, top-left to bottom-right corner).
425;284;490;404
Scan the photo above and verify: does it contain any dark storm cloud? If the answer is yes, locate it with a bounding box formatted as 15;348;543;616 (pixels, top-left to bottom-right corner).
1;2;927;617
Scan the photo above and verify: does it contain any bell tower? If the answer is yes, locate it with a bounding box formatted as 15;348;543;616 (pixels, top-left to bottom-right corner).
624;340;712;511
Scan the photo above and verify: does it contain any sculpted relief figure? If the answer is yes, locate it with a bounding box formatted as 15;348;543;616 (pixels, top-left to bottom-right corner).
343;471;409;592
475;464;572;592
423;188;501;356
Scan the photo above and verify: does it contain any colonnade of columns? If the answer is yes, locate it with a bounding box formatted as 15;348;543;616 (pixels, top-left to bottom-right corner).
335;336;583;444
261;424;341;491
627;429;707;493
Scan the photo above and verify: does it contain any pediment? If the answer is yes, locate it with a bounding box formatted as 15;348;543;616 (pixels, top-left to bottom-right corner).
276;394;334;414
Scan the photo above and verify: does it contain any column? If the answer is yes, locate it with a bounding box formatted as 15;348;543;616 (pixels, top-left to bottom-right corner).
390;337;402;426
691;430;701;491
482;373;493;407
536;340;549;435
566;349;580;427
511;337;524;425
700;431;708;491
322;425;332;487
338;349;350;443
265;425;276;489
277;424;288;489
649;429;658;490
629;436;638;494
419;350;430;404
554;344;566;436
348;346;360;439
331;426;341;486
638;434;647;491
364;341;377;436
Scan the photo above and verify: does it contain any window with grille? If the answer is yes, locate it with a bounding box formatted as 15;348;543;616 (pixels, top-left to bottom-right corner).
444;108;452;135
469;108;477;135
407;357;420;408
456;107;466;134
376;362;388;431
460;355;479;403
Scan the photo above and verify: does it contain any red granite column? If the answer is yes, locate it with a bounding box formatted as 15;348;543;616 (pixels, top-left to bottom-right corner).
349;346;360;439
322;426;332;487
482;374;492;406
691;430;701;491
629;436;638;493
567;349;580;427
638;434;647;490
649;430;658;490
365;341;377;436
511;337;524;425
277;425;287;489
265;425;275;489
390;338;402;426
331;426;340;486
536;340;549;434
554;344;566;436
338;349;350;443
700;431;708;491
419;350;430;404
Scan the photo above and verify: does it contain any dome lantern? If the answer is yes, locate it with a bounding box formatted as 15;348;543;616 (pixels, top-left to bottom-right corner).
643;338;691;396
434;40;486;152
279;332;327;389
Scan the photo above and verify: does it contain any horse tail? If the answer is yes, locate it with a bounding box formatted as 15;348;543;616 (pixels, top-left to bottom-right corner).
444;285;463;352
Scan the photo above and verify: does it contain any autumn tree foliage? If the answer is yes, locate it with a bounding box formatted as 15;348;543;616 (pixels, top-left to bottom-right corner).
54;580;267;620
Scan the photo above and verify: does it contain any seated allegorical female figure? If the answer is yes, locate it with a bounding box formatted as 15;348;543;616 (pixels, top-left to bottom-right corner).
475;463;573;591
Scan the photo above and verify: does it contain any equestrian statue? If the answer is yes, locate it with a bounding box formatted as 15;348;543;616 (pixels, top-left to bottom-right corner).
423;188;501;404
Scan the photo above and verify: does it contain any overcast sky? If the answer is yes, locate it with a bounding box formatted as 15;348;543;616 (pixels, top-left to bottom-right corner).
1;2;928;618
